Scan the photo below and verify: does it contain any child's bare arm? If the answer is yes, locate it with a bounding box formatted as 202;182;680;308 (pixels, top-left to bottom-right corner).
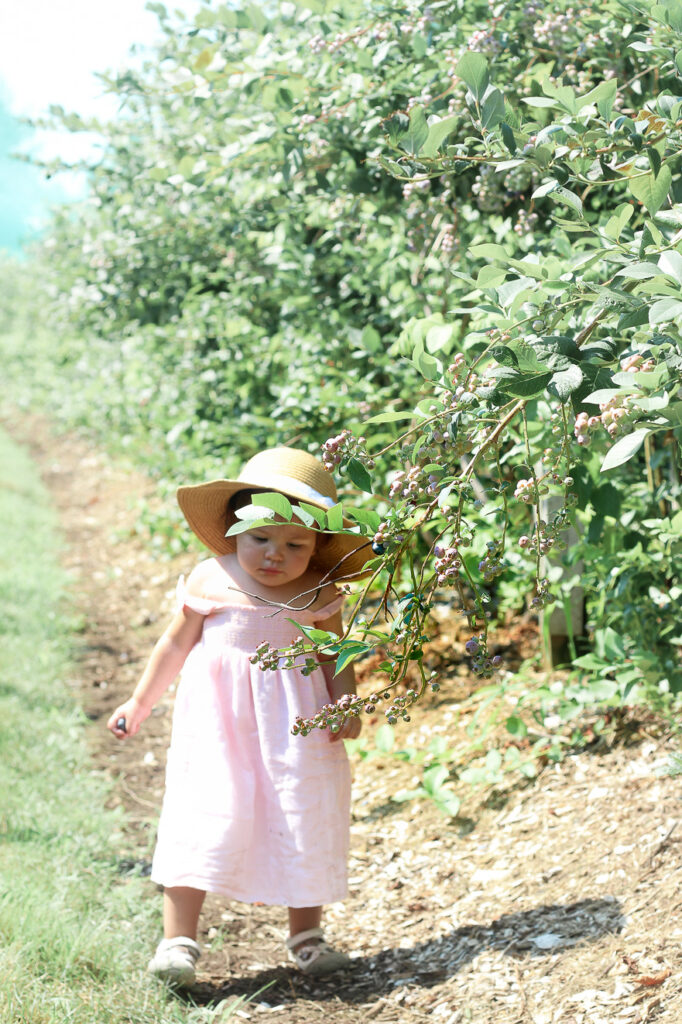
107;606;204;739
316;608;362;743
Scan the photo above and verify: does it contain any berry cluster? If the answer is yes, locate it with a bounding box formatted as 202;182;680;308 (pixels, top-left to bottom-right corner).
291;692;363;736
373;21;392;41
472;167;508;214
533;8;576;47
250;639;318;676
441;226;456;252
514;209;539;236
402;178;431;200
519;499;574;557
514;477;539;504
477;541;505;584
574;377;642;445
464;634;502;678
383;687;419;726
434;542;462;586
372;518;405;555
389;466;437;503
407;91;433;110
322;428;372;471
467;27;502;54
530;577;554;609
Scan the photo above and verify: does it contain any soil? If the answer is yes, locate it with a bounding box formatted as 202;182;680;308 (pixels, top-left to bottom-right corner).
14;418;682;1024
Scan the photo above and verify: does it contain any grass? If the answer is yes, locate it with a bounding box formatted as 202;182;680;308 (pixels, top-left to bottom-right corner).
0;429;248;1023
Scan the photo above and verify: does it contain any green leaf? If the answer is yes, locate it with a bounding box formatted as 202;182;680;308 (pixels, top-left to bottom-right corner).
422;115;459;157
412;346;440;379
374;724;395;753
296;502;327;529
347;457;373;493
628;165;672;214
618;306;650;330
291;623;339;645
324;504;343;533
506;715;528;738
423;764;450;794
480;87;505;129
365;410;414;424
426;323;456;352
658;250;682;285
376;154;405;178
289;505;314;528
550;186;583;218
435;792;461;817
506;372;554;397
591;483;621;516
547;365;584;401
347;507;381;530
648;147;662;178
493;368;553;398
250;492;293;519
582;79;618;119
523;96;560;108
226;516;276;536
603;202;634;241
384;112;410;146
600;428;650;472
649;298;682;325
334;642;372;675
400;105;429;156
455;51;490;102
500;121;516;154
469;242;510;261
177;154;195;178
532;178;559;199
616;262;661;279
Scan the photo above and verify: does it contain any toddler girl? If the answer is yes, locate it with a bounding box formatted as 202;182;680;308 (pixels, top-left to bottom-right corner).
107;447;369;986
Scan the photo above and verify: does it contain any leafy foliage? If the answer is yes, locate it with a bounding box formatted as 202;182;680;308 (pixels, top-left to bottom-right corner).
2;0;682;753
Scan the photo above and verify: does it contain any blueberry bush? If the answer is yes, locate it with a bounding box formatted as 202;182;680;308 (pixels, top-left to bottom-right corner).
3;0;682;754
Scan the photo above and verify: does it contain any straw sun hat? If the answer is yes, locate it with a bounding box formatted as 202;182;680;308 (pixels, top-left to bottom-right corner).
176;447;372;581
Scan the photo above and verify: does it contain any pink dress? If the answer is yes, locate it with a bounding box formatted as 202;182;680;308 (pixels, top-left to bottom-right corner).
150;577;351;908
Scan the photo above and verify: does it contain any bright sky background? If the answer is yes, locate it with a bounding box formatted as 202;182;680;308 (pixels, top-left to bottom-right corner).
0;0;201;253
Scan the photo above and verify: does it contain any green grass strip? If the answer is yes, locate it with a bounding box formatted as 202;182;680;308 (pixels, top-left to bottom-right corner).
0;429;246;1023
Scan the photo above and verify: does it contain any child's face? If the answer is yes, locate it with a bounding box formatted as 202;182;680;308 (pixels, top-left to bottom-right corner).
235;521;317;587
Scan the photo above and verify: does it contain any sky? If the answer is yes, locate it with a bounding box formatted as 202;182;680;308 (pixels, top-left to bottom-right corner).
0;0;201;254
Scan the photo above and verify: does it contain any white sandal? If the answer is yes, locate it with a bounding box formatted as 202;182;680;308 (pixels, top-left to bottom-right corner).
286;927;351;976
148;935;201;987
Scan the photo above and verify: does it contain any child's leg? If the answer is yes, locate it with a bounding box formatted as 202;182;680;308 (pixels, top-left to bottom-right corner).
286;905;349;974
288;905;322;947
163;886;206;940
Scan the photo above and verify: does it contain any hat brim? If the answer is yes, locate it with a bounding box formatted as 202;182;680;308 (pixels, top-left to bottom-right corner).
176;479;374;582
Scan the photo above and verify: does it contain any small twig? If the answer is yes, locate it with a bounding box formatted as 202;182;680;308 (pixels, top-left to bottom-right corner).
118;779;160;810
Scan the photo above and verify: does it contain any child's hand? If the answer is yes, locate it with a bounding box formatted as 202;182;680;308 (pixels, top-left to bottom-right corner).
107;698;151;739
329;716;362;743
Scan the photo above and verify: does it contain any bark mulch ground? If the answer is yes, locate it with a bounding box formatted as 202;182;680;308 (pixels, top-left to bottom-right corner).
17;418;682;1024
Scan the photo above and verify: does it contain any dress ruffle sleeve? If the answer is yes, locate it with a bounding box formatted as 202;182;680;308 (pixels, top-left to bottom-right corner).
311;590;344;625
175;575;224;617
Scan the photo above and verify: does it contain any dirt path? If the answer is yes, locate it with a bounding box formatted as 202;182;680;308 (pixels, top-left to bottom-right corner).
15;418;682;1023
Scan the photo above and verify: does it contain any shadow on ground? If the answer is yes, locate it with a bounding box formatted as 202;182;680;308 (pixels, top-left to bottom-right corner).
181;896;625;1008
